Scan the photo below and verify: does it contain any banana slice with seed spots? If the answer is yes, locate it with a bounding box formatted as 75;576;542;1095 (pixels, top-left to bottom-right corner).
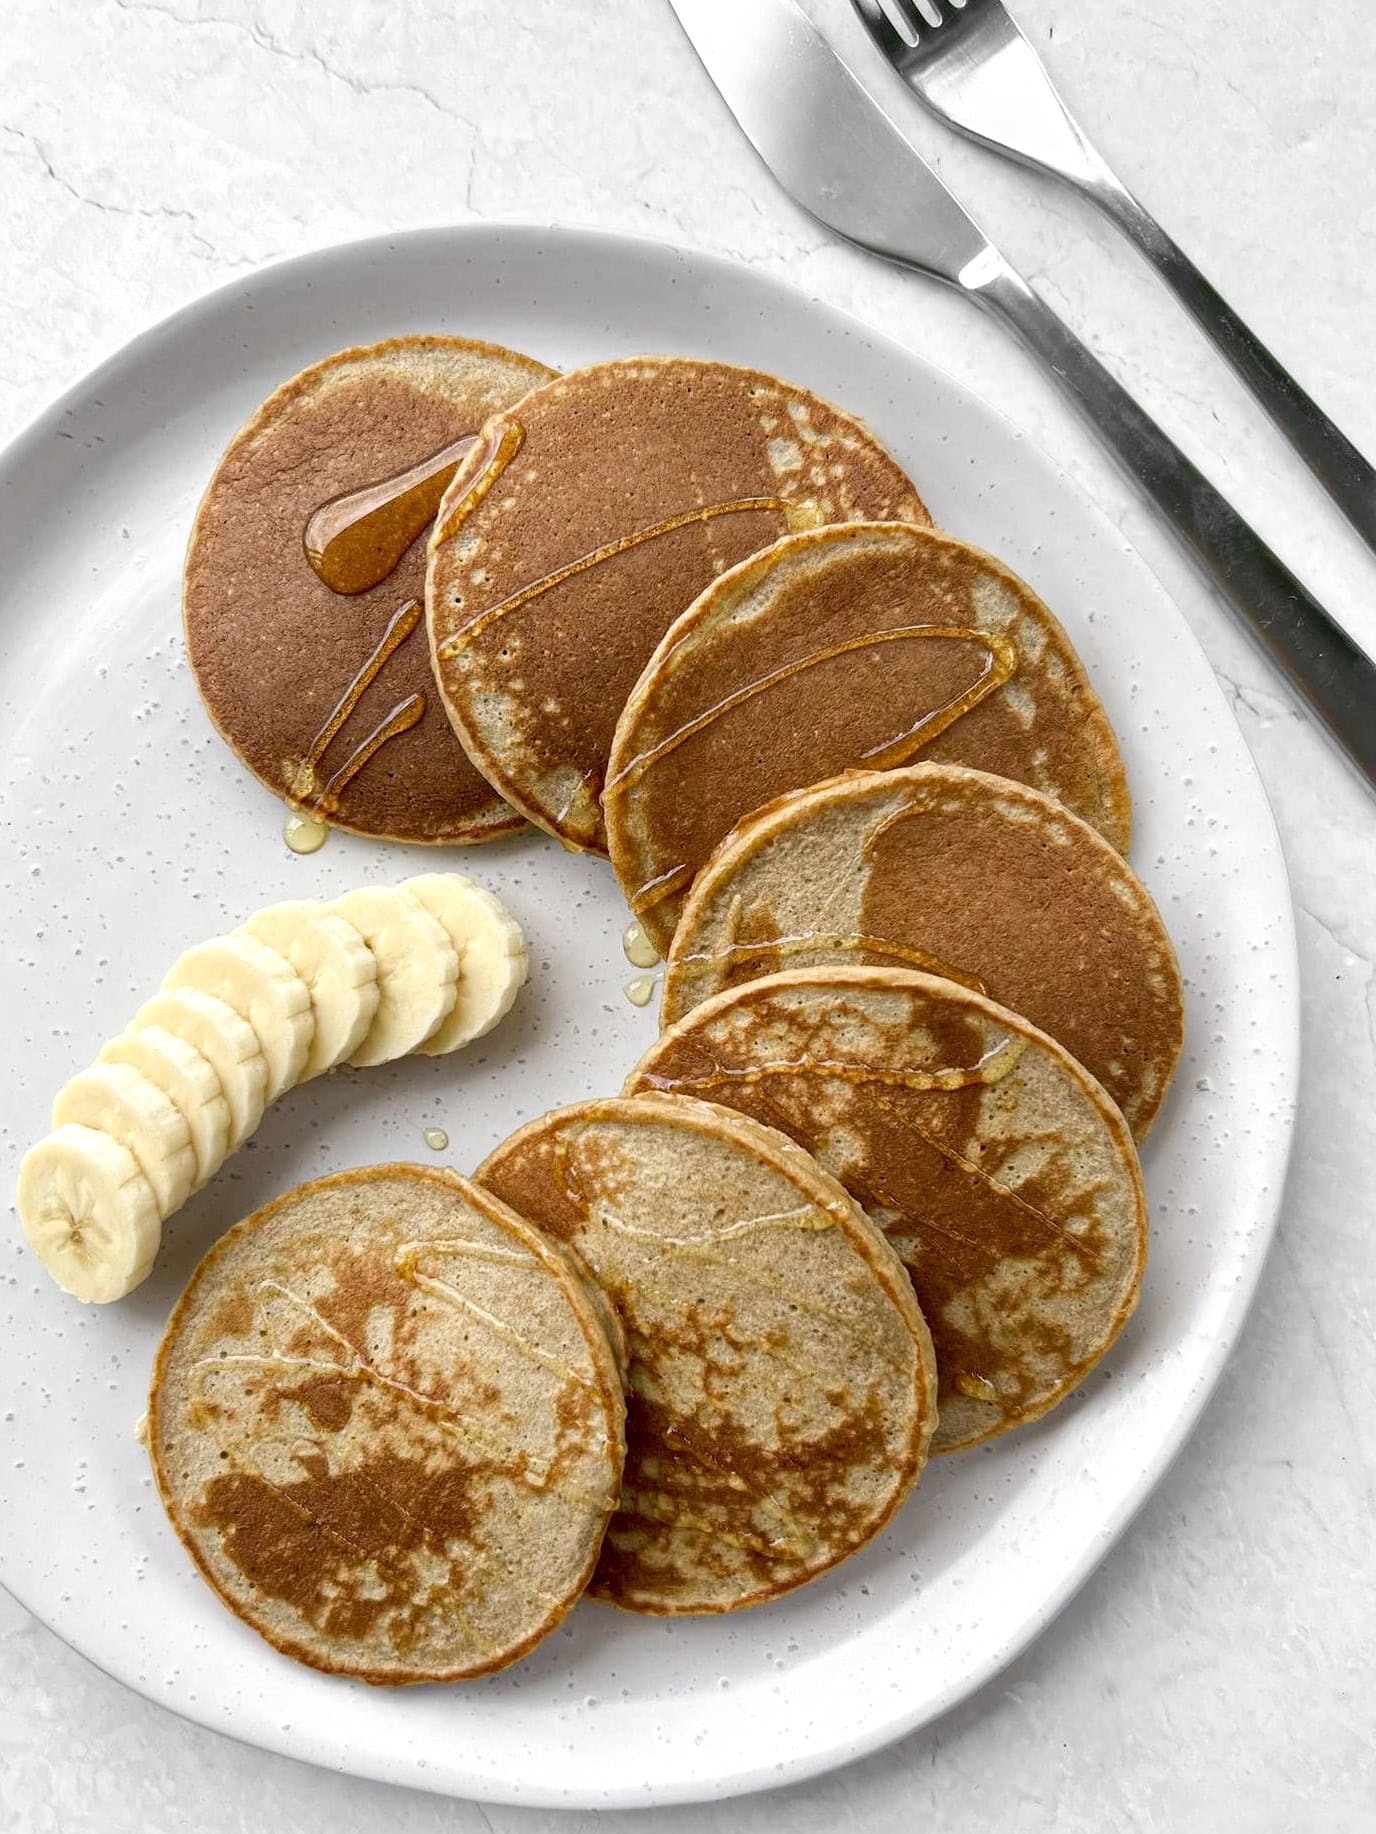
331;886;459;1067
405;873;529;1053
16;1125;162;1303
51;1061;197;1220
132;989;268;1150
99;1025;232;1187
242;901;379;1079
162;933;313;1100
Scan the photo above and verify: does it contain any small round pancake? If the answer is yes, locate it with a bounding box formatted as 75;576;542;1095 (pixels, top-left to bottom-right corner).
604;522;1132;951
185;336;554;845
149;1164;625;1684
477;1093;936;1614
426;357;930;854
629;969;1146;1454
663;764;1182;1138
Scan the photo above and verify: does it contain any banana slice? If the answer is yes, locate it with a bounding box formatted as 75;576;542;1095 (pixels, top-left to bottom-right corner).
51;1062;197;1220
162;933;313;1101
16;1124;162;1303
99;1026;231;1187
242;901;380;1080
330;886;459;1067
404;873;528;1054
132;989;268;1150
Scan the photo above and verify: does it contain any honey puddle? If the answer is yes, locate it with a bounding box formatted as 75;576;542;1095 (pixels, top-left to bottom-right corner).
304;432;479;594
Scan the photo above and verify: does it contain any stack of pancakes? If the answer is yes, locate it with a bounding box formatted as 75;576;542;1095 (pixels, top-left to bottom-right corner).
157;336;1182;1681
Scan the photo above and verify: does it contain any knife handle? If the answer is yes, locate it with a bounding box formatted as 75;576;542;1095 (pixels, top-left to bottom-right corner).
968;257;1376;791
1089;175;1376;555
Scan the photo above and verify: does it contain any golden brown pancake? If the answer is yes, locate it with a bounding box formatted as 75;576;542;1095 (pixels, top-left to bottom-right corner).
629;969;1146;1453
663;764;1182;1138
185;337;554;845
604;522;1132;951
426;358;930;853
477;1092;936;1613
149;1164;625;1683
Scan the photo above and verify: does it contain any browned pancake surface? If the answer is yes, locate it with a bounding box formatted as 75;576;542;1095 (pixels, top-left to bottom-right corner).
477;1093;935;1612
629;970;1146;1453
663;764;1182;1137
426;358;930;852
185;337;553;844
604;522;1132;950
149;1164;625;1683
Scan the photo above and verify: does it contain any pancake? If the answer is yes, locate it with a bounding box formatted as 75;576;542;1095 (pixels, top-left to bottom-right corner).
425;357;930;852
148;1163;625;1683
476;1092;936;1613
185;336;554;845
662;763;1182;1138
629;969;1146;1453
603;521;1132;952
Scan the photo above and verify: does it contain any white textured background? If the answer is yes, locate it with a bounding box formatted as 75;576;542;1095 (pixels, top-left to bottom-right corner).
2;2;1374;1830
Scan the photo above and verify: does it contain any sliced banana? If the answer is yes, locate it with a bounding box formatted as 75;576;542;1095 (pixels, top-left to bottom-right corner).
330;886;459;1067
242;901;380;1080
100;1025;232;1187
16;1124;163;1303
162;933;313;1101
51;1059;197;1220
132;989;268;1151
405;873;529;1054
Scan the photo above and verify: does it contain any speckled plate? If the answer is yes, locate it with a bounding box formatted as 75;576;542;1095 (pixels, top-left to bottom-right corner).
0;225;1298;1808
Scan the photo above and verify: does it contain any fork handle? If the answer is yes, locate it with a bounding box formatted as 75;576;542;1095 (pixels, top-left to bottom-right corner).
967;257;1376;789
1088;175;1376;553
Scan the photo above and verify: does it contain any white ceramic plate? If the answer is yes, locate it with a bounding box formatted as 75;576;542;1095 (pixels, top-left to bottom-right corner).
0;225;1298;1808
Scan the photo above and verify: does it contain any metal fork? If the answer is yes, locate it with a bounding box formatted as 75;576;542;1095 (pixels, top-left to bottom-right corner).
854;0;1376;553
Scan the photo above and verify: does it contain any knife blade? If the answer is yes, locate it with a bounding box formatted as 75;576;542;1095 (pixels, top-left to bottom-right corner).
666;0;994;284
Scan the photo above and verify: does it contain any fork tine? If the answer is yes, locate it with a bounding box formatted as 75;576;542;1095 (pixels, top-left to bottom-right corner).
857;0;925;53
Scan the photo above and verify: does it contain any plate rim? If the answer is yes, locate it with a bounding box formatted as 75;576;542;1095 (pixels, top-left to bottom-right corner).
0;219;1301;1807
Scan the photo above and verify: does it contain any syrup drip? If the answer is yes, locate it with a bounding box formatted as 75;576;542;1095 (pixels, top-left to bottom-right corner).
622;920;661;969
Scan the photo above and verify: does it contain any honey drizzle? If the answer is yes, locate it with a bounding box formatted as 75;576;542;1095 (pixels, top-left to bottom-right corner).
299;597;423;778
549;1130;877;1552
189;1356;505;1660
431;419;526;545
312;694;424;813
619;626;1018;912
304;432;480;594
599;1200;830;1253
680;931;988;996
435;495;795;659
394;1239;600;1389
609;624;1016;801
552;1132;860;1332
639;1031;1028;1099
186;1250;617;1524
